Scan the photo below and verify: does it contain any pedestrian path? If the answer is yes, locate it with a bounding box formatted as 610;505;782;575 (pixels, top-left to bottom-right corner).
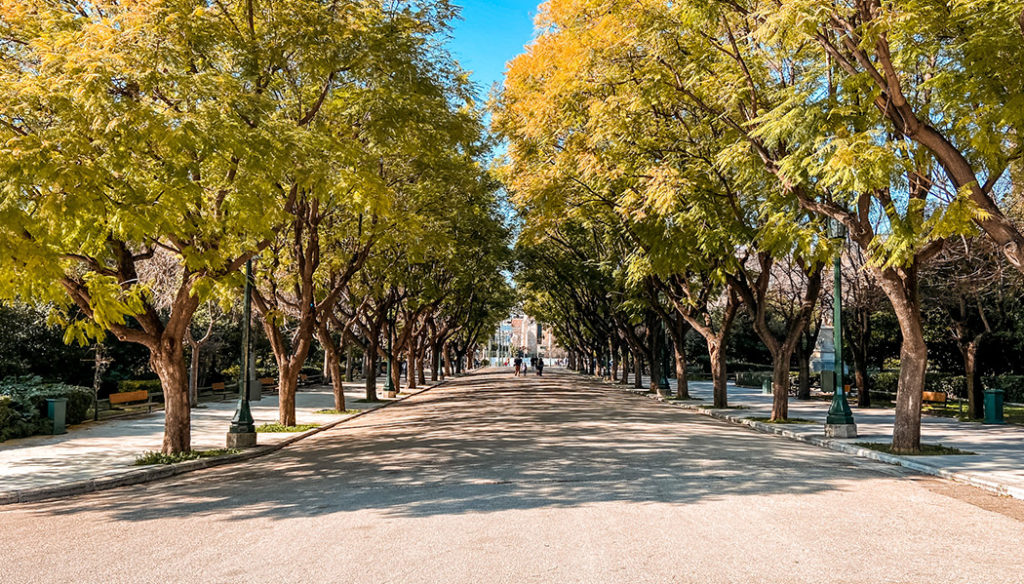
613;374;1024;500
4;368;1021;584
0;377;431;501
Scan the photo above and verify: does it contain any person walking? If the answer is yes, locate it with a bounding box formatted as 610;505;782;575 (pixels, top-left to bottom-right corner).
536;357;545;376
513;355;523;377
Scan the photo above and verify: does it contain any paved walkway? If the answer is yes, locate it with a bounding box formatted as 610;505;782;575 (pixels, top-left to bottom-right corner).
617;374;1024;499
1;368;1022;583
0;376;424;496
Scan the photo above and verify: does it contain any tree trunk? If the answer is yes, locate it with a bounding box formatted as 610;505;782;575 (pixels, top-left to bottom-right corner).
884;284;927;453
619;350;630;385
345;345;354;382
391;352;402;392
770;356;791;420
417;348;426;385
709;341;728;408
673;328;690;399
796;352;811;401
853;349;871;408
407;349;418;390
277;362;298;426
431;342;442;381
443;345;453;377
963;340;983;419
633;352;643;389
315;325;346;412
151;343;191;454
188;343;201;408
329;356;345;411
365;338;379;402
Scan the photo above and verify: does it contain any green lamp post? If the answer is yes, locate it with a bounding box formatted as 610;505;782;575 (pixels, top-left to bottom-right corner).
383;303;397;398
825;219;857;438
227;258;257;448
657;321;671;394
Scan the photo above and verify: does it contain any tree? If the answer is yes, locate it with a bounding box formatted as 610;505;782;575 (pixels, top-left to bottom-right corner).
0;0;303;453
922;237;1022;418
779;1;1024;271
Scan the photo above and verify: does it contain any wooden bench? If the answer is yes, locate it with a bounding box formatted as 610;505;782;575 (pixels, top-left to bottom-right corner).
210;381;235;400
259;377;278;393
923;390;948;409
108;389;154;413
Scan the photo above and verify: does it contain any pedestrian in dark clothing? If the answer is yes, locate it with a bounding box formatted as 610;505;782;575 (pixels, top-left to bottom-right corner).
536;357;544;376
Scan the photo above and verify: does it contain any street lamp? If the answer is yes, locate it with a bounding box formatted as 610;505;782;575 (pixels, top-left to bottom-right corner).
825;219;857;438
658;321;671;394
227;258;257;448
383;302;397;398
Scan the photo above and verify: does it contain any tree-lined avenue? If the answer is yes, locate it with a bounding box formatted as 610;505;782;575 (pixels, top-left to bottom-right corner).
1;368;1022;583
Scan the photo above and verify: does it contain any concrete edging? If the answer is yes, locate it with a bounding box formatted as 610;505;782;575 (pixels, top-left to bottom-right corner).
1;377;453;506
612;383;1024;501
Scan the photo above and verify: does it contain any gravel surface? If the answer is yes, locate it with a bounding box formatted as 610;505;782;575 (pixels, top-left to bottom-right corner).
1;368;1022;583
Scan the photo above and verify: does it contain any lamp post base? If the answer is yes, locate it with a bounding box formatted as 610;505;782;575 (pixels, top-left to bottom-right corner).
824;423;858;439
226;432;257;448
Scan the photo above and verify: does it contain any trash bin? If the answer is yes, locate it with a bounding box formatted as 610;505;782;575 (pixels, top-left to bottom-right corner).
984;389;1005;424
761;379;771;395
46;397;68;435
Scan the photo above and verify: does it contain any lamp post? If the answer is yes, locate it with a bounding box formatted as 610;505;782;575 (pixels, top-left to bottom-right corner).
227;259;257;448
383;303;397;398
825;219;857;438
657;321;671;394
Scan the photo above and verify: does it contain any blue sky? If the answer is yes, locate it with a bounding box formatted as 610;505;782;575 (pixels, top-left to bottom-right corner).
446;0;541;99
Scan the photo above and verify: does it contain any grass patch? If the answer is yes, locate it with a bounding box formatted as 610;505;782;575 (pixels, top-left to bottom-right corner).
666;396;704;401
134;449;240;466
746;417;817;424
854;442;976;456
255;423;320;433
314;408;361;415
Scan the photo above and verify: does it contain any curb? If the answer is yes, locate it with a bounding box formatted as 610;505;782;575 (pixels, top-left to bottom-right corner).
610;382;1024;501
1;377;454;506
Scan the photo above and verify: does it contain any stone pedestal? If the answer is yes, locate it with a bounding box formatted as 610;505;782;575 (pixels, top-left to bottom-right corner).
825;423;857;439
226;432;257;448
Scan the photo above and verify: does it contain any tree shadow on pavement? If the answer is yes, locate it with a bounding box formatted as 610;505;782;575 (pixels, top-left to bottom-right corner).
34;369;894;522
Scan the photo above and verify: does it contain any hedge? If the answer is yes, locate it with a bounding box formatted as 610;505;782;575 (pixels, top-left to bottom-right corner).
734;371;773;388
982;374;1024;403
870;372;967;398
0;395;46;442
869;372;1024;403
0;376;93;441
117;379;163;393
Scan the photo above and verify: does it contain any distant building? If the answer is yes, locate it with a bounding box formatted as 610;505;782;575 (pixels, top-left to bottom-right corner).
485;313;562;360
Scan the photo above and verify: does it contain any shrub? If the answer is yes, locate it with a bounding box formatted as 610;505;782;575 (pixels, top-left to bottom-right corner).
871;372;899;396
0;395;46;441
117;379;163;393
870;372;968;399
982;374;1024;403
734;371;773;388
927;374;966;399
0;376;93;424
0;376;93;440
